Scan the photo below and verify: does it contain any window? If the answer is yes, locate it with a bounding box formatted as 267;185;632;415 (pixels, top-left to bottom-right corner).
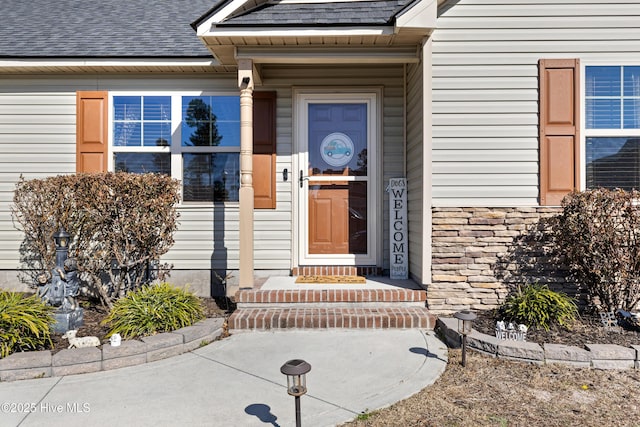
585;66;640;190
111;94;240;202
181;96;240;202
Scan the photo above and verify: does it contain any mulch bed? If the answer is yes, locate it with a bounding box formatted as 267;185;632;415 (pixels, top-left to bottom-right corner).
49;296;231;354
472;309;640;348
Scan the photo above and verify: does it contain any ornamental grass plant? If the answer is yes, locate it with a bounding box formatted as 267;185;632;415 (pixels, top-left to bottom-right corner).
0;291;55;358
501;283;578;331
102;282;204;339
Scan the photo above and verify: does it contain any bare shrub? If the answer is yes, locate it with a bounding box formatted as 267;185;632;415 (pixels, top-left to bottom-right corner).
553;188;640;312
12;172;180;307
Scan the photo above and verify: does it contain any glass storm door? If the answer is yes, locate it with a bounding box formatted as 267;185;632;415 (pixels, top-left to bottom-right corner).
297;92;378;265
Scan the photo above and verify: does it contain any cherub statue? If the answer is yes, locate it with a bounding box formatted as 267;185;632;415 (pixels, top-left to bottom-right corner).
61;257;79;311
35;257;80;311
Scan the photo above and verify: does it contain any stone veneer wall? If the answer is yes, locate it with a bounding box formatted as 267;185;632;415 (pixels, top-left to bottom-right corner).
429;207;568;314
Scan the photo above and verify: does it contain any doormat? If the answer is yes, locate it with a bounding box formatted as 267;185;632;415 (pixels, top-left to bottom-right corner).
295;275;366;284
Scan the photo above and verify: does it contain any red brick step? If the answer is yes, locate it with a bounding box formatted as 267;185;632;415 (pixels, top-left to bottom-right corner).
235;288;427;306
228;307;435;331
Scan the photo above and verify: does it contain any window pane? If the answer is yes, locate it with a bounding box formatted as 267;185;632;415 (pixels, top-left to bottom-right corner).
182;96;213;146
308;103;368;176
216;122;240;147
143;122;171;146
114;95;171;147
623;99;640;129
114;153;170;175
113;122;141;147
585;99;621;129
586;137;640;190
181;96;240;147
211;96;240;121
349;181;367;254
585;66;620;97
182;153;239;202
623;66;640;96
114;96;141;121
143;96;171;120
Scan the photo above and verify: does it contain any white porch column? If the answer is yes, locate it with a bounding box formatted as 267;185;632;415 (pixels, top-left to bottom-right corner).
238;59;254;289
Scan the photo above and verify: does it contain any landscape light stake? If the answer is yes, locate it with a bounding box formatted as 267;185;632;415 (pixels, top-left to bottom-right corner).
280;359;311;427
454;310;477;367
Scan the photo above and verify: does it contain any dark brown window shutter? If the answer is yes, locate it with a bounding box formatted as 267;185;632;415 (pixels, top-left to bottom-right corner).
76;91;108;173
539;59;580;205
253;91;277;209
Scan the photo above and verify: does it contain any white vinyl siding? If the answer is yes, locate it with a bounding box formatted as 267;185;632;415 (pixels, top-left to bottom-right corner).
0;87;76;270
406;61;424;282
0;75;292;274
0;65;405;276
432;0;640;206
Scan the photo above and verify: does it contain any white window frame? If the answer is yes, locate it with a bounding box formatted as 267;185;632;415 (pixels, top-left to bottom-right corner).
108;91;241;205
581;62;640;190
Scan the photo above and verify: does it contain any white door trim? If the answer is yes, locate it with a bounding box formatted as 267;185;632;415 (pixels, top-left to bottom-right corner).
293;87;382;266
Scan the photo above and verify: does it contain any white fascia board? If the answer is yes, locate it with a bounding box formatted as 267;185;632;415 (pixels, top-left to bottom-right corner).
395;0;437;31
201;26;393;38
0;58;219;68
196;0;255;36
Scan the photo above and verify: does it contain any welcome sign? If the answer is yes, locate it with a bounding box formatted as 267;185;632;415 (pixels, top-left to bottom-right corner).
389;178;408;279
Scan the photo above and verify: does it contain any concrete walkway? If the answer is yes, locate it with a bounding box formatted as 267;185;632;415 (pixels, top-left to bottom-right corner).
0;329;447;427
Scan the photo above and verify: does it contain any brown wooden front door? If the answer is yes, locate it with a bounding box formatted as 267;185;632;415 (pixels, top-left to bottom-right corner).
308;183;349;254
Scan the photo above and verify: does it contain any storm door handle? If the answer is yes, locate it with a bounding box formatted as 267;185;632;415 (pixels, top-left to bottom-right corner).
299;170;310;188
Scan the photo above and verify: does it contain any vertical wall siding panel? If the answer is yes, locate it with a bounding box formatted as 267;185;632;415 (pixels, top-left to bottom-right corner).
432;0;640;206
0;83;77;269
406;62;424;280
381;82;406;270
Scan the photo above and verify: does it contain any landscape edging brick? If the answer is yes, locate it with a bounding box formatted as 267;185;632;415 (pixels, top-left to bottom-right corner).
0;319;224;382
436;317;640;369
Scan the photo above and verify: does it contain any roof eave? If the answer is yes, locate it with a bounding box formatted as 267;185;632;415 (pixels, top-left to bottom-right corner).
0;57;224;74
394;0;438;32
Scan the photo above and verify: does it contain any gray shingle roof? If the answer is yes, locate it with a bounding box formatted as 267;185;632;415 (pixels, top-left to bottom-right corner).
220;0;414;26
0;0;214;58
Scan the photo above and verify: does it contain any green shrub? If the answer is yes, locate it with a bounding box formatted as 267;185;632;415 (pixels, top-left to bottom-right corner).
553;188;640;312
102;283;204;339
501;283;578;331
0;291;55;358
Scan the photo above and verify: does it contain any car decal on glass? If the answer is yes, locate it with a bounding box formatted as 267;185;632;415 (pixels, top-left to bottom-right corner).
320;132;355;167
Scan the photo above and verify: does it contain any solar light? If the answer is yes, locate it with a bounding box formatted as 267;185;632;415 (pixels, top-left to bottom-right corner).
53;227;70;249
454;310;477;367
281;359;311;427
53;227;70;267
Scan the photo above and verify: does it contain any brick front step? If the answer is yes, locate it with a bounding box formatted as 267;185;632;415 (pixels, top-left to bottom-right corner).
235;289;427;307
228;307;436;330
